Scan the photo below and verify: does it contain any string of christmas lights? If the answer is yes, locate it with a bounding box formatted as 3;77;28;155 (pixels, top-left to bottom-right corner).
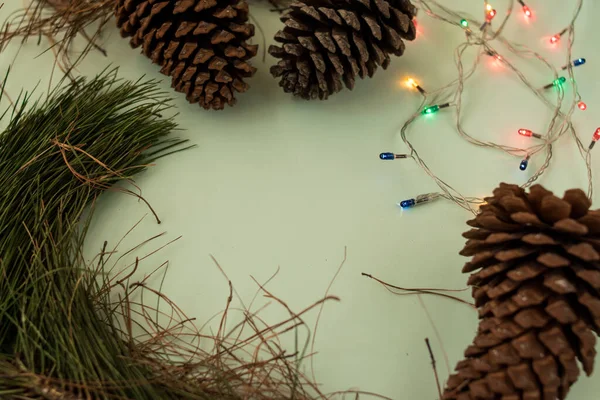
382;0;593;214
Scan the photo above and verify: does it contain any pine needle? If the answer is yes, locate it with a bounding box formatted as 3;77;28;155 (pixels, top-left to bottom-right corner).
0;69;341;400
0;68;186;399
1;0;114;73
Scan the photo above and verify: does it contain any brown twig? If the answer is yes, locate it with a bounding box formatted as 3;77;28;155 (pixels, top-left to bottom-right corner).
361;272;475;308
425;338;442;400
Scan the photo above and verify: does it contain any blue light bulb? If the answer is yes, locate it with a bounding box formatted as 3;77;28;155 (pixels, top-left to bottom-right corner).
519;159;529;171
562;58;587;70
379;153;407;160
400;199;416;208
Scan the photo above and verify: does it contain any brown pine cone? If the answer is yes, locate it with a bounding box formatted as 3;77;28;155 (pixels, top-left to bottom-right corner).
268;0;417;100
444;183;600;400
115;0;258;110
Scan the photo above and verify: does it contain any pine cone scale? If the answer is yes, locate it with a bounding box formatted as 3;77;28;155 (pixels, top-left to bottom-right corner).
269;0;416;100
116;0;257;110
445;183;600;400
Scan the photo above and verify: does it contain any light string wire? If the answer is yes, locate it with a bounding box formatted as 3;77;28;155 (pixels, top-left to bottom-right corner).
396;0;590;215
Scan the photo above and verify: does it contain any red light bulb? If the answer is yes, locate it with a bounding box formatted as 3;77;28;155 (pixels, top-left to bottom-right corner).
550;34;560;44
578;101;587;111
518;129;542;139
518;129;532;137
487;9;497;20
523;6;532;17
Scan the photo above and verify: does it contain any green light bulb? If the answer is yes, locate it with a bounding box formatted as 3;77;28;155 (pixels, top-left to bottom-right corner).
460;19;469;28
423;105;440;115
553;76;566;86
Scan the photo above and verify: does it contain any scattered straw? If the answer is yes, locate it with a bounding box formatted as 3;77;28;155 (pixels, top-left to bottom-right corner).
1;0;114;73
1;0;293;74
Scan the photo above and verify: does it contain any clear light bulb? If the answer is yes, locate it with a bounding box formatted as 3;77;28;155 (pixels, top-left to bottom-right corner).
404;78;426;94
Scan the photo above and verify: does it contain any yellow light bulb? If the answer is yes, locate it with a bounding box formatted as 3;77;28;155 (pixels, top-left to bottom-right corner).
406;78;417;88
486;3;493;11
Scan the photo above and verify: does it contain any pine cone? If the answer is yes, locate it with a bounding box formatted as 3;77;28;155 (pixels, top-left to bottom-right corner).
268;0;416;100
444;183;600;400
115;0;258;110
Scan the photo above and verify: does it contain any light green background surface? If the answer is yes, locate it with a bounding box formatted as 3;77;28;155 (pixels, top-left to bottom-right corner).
1;0;600;398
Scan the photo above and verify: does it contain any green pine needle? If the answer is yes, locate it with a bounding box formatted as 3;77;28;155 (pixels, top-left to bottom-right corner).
0;68;322;400
0;69;192;399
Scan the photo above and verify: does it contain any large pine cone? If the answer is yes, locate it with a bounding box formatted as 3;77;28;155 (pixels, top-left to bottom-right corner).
444;183;600;400
115;0;258;110
268;0;417;100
